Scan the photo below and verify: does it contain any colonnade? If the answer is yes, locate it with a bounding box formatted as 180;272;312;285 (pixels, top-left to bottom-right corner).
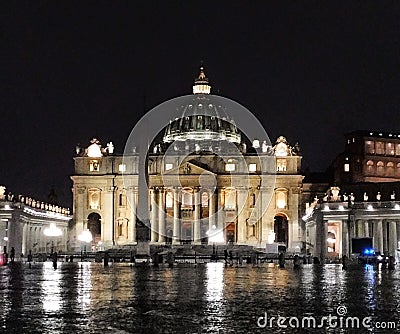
352;219;399;255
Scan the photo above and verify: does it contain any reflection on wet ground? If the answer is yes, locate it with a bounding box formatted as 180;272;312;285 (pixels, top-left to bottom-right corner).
0;261;399;333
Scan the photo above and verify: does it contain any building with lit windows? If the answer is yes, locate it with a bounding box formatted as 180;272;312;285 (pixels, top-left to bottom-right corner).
71;68;305;252
334;131;400;184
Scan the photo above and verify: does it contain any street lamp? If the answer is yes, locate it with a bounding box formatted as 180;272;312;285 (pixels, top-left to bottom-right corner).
78;230;93;254
44;223;62;254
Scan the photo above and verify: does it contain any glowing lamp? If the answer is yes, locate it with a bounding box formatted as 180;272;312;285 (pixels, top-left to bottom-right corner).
44;223;62;237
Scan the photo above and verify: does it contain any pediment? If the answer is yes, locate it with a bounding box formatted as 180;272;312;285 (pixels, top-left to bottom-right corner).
163;161;215;176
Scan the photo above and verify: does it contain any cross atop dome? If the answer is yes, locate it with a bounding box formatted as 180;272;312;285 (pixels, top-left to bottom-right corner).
193;65;211;94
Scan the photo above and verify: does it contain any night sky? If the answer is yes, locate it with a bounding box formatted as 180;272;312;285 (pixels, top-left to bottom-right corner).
2;2;400;207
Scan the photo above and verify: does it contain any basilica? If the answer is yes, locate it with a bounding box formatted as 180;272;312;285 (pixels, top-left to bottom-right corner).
71;68;304;253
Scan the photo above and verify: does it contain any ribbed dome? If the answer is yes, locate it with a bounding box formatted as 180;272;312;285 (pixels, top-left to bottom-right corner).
163;94;241;144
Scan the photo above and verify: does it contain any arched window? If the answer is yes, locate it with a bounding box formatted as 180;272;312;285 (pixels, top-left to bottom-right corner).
387;162;395;177
366;160;374;174
377;161;384;175
201;192;209;207
396;163;400;177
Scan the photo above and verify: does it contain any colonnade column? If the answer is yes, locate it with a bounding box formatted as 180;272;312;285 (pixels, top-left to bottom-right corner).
150;188;158;243
383;221;388;254
127;187;137;243
217;187;225;231
172;187;180;245
237;187;247;244
389;221;397;256
158;188;165;243
373;219;383;254
342;219;349;257
364;220;369;238
208;189;216;232
193;188;201;244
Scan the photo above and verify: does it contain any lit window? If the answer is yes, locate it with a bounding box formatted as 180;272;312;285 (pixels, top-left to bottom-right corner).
165;163;174;171
276;190;287;209
118;164;126;172
166;192;173;208
201;192;209;207
181;189;193;207
90;160;100;172
88;189;101;209
225;163;235;172
344;163;350;172
248;163;257;172
224;188;236;210
277;159;287;172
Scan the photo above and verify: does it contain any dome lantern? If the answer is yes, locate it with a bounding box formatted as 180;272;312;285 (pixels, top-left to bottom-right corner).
193;66;211;94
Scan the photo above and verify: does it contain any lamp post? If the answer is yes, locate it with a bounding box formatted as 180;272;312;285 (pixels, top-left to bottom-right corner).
44;223;62;255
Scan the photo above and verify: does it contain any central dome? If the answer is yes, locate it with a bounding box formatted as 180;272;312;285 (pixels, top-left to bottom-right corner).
163;67;241;145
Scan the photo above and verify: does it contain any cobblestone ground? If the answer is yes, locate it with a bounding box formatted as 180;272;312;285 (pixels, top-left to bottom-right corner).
0;261;399;333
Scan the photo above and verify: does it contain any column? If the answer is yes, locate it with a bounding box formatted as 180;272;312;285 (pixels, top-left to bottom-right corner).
150;188;158;243
364;220;369;238
172;188;180;244
389;221;397;256
209;189;216;232
383;220;388;253
217;187;225;231
342;219;349;257
397;221;400;250
193;188;201;244
237;187;247;243
356;220;364;238
158;188;165;243
127;187;137;243
373;219;383;254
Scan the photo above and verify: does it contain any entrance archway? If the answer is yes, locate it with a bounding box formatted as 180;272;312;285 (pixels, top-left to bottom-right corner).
87;212;101;243
274;214;288;246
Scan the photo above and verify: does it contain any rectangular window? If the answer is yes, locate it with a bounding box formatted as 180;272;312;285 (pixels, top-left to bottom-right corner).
375;141;385;155
225;163;235;172
166;192;173;208
248;163;257;172
344;163;350;172
165;163;174;171
365;141;375;154
118;164;126;172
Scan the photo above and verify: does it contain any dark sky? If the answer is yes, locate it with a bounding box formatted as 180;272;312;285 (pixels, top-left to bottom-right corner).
2;2;400;207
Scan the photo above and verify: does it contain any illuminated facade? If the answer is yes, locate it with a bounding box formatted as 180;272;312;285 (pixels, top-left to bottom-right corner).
71;68;305;252
0;187;71;257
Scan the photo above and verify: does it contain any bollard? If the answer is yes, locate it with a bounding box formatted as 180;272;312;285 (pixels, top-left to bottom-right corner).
52;251;58;270
153;252;159;267
388;256;395;270
278;252;285;268
167;252;174;267
293;255;300;269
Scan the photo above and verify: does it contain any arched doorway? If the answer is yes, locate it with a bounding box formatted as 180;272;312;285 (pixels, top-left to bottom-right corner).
274;214;288;246
87;212;101;243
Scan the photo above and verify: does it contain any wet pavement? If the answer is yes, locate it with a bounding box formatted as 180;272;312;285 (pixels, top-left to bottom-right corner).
0;261;399;333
